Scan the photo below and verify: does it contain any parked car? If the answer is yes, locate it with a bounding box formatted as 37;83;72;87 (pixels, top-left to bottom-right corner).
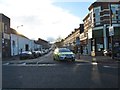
37;51;43;56
32;51;40;58
38;50;43;56
20;51;34;60
103;49;112;56
53;48;75;61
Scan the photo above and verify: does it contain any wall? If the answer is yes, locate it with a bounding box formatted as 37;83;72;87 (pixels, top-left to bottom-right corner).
11;34;18;56
11;34;42;56
11;34;35;55
0;14;11;58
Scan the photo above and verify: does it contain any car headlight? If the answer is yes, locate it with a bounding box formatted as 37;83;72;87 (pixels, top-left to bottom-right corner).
72;54;75;57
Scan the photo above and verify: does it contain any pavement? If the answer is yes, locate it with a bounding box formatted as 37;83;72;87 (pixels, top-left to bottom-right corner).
75;54;119;64
2;55;20;61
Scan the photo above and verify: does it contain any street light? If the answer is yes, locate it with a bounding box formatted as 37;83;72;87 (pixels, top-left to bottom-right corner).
0;23;2;89
17;25;23;29
0;24;2;60
109;3;114;59
17;25;23;55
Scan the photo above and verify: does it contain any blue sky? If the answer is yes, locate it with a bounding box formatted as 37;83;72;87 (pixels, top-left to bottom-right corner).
0;0;95;42
53;2;92;20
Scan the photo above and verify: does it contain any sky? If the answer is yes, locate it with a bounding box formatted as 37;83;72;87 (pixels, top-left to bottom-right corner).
0;0;96;42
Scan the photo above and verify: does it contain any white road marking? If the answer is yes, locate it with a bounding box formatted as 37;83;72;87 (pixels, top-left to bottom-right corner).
92;62;98;65
103;66;111;68
3;63;9;65
3;63;57;67
20;62;26;65
103;65;118;69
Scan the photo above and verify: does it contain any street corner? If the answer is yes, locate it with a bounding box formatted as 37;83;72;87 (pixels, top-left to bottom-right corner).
96;59;119;66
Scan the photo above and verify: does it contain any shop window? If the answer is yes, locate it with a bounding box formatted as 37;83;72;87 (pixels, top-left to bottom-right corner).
111;6;116;20
97;44;103;51
118;5;120;20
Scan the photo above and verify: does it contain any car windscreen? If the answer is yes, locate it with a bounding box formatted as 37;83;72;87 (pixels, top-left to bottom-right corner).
59;48;71;52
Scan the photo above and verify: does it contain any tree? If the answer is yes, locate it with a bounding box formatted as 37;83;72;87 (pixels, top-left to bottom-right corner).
55;36;63;42
54;36;64;48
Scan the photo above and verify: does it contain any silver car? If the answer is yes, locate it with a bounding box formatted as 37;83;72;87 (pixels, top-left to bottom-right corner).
53;48;75;61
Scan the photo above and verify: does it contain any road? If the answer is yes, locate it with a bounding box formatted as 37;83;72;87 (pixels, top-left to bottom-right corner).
2;51;119;88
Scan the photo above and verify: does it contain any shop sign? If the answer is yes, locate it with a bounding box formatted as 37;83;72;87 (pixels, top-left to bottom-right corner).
88;29;92;39
109;26;114;36
76;37;80;45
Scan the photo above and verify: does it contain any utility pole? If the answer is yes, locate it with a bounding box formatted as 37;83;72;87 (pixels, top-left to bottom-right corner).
109;3;114;59
16;25;23;55
0;22;2;90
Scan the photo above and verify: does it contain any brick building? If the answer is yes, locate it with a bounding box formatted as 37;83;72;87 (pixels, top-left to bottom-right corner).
36;38;51;49
0;13;11;58
83;0;120;56
63;24;84;53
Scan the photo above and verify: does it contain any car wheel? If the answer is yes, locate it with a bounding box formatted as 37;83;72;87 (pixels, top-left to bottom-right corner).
72;59;75;62
20;57;23;60
57;56;60;61
53;57;56;60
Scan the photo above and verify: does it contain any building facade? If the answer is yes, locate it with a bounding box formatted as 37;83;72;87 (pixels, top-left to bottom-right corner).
10;28;42;56
36;38;50;50
0;13;11;58
83;1;120;56
63;24;84;53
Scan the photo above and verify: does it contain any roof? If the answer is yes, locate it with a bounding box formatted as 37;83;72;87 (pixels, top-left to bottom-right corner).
0;13;10;20
38;38;49;43
88;0;120;10
10;28;29;39
10;28;18;34
83;13;90;21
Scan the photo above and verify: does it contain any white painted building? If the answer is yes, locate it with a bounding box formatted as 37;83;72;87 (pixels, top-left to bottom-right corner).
34;43;42;51
11;34;18;56
10;28;42;56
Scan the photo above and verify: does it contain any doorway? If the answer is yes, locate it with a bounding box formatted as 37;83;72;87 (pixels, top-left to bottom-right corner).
25;44;29;51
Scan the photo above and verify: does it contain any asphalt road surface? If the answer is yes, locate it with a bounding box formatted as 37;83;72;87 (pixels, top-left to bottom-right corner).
2;51;119;88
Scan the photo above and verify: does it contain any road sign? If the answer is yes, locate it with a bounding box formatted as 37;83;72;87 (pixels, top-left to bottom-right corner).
109;26;114;36
76;37;80;45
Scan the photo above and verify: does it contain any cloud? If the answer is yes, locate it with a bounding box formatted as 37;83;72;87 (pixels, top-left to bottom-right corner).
0;0;82;41
53;0;96;2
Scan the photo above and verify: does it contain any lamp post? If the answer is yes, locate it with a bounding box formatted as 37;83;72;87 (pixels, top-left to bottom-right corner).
0;22;2;89
0;24;2;60
17;25;23;55
109;3;114;59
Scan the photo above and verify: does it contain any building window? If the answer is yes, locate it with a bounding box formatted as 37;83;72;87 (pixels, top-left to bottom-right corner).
94;7;101;25
111;6;116;20
118;5;120;20
90;12;92;23
4;24;7;33
12;40;15;47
